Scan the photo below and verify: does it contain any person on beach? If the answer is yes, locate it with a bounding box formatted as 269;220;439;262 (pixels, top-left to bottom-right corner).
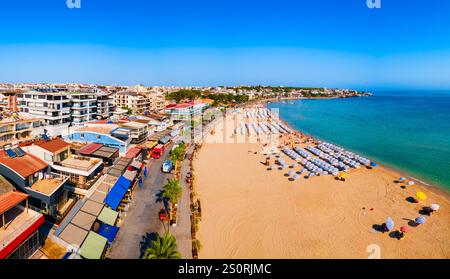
397;231;406;240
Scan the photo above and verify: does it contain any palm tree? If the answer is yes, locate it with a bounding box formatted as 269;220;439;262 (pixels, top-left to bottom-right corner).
162;179;182;205
169;143;187;169
144;233;181;259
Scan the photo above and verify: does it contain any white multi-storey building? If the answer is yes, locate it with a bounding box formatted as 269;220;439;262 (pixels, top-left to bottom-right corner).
17;91;72;137
96;92;115;119
70;92;97;124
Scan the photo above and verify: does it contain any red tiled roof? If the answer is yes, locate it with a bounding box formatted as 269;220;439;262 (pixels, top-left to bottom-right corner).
0;151;48;179
165;101;205;110
0;191;28;215
35;138;71;154
125;147;142;159
79;143;103;155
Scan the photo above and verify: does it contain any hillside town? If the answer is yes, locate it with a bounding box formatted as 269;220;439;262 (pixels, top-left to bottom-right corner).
0;83;370;259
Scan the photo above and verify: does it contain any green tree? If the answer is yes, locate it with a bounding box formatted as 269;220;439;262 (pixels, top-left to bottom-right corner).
162;179;182;205
144;233;181;259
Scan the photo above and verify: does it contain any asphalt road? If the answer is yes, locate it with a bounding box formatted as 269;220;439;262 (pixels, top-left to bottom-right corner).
107;144;173;259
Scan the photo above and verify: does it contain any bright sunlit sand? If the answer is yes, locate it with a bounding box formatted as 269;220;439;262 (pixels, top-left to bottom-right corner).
193;106;450;259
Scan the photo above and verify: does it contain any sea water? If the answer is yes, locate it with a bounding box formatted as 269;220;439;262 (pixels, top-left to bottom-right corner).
268;90;450;191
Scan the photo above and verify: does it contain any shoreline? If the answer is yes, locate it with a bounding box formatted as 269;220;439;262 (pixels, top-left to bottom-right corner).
264;99;450;199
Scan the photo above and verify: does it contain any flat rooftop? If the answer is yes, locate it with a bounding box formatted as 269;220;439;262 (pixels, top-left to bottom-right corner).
30;176;67;195
60;156;101;172
76;125;119;135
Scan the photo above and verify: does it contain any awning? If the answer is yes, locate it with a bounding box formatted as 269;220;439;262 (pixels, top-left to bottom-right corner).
59;223;89;248
123;170;137;182
125;147;141;159
97;224;120;244
80;200;104;216
79;231;108;259
117;176;132;190
70;211;97;231
146;141;158;149
79;143;103;155
0;191;28;215
170;130;179;137
104;176;131;210
97;207;119;226
130;160;144;170
159;135;171;145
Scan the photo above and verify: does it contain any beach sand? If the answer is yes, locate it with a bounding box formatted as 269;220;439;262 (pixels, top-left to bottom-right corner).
193;109;450;259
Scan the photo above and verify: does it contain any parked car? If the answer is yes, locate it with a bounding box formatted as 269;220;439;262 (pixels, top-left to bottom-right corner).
162;160;174;173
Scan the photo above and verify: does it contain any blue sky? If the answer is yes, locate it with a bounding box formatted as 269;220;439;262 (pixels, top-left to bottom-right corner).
1;0;449;89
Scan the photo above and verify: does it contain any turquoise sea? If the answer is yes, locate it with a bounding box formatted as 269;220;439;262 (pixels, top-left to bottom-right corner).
267;91;450;191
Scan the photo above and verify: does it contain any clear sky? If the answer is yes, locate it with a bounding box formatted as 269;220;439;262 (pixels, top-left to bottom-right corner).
1;0;450;89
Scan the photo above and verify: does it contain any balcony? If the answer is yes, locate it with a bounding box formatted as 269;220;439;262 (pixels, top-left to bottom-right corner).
0;206;43;256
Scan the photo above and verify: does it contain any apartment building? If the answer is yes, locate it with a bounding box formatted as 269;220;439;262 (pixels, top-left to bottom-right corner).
114;92;150;114
71;92;98;124
118;121;148;144
163;101;207;121
96;92;115;119
0;91;20;112
144;91;166;112
17;91;72;137
0;116;44;147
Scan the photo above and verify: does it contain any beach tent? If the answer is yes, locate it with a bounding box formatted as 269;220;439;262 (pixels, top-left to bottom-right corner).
79;231;108;259
407;181;415;186
400;226;410;233
370;162;378;167
97;206;119;226
430;204;440;211
385;217;394;231
97;224;120;244
399;177;406;182
415;216;426;225
416;192;427;201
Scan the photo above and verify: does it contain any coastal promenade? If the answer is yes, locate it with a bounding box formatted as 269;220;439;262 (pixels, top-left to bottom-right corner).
169;145;195;259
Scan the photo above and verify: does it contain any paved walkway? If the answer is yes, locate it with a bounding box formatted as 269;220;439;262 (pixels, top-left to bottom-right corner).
169;145;195;259
107;147;172;259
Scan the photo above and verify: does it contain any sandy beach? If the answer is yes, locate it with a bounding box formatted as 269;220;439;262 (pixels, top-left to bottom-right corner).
193;107;450;259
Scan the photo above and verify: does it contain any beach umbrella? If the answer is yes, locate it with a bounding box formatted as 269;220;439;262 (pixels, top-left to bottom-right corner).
292;174;300;180
370;162;378;167
287;170;294;176
415;216;426;225
400;226;410;233
416;192;427;201
399;177;406;182
385;217;394;231
339;172;348;179
407;181;415;186
430;204;440;211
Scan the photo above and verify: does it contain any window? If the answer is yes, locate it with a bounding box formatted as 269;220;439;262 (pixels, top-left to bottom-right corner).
44;153;53;162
